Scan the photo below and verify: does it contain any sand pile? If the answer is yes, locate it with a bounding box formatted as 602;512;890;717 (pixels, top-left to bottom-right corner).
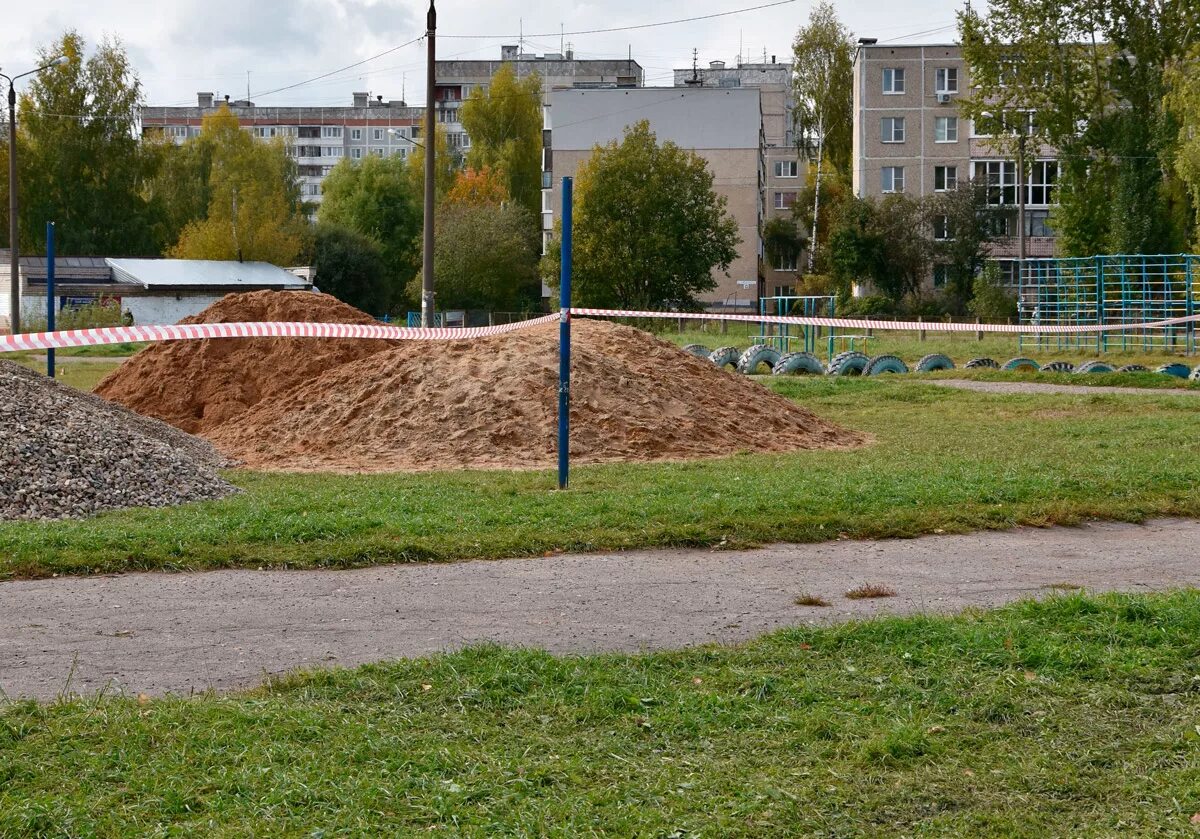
94;290;396;433
1;361;235;520
204;319;865;472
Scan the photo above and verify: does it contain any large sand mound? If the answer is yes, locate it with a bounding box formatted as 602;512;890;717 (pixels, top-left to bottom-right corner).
205;319;865;472
94;290;395;433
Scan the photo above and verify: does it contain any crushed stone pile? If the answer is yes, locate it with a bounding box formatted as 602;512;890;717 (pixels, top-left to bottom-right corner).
204;319;866;473
1;361;236;521
94;290;397;433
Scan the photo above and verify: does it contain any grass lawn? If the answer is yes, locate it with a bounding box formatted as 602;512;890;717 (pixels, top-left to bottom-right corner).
3;591;1200;835
3;377;1200;579
6;357;126;391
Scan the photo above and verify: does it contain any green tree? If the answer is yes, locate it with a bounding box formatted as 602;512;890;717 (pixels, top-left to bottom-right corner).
793;160;850;273
761;216;806;282
959;0;1198;255
925;182;998;311
460;65;543;218
792;2;854;178
8;32;161;255
968;262;1018;320
311;224;390;315
319;153;422;304
168;106;307;265
827;194;930;303
543;121;740;310
827;196;883;298
411;202;539;311
1167;44;1200;247
407;124;459;202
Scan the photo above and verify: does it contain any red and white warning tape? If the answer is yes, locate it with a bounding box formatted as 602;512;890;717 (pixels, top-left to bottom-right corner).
0;313;562;354
566;307;1200;335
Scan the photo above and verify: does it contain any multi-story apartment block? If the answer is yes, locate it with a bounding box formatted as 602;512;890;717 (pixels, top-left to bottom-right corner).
544;87;765;310
434;46;644;161
674;57;805;294
852;42;1059;290
141;92;424;211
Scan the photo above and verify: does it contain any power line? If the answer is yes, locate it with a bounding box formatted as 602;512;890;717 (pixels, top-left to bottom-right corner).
441;0;798;39
249;35;427;100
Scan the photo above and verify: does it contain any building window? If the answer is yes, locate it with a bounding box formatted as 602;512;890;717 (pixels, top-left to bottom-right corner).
996;260;1020;286
932;214;952;240
881;166;905;193
350;128;362;140
882;67;905;94
935;116;958;143
305;183;321;196
989;213;1015;237
373;128;383;141
774;191;797;210
1028;160;1059;206
322;126;343;138
935;67;959;94
542;170;552;189
775;252;798;271
974;160;1017;205
351;148;363;160
1026;210;1054;237
774;160;799;178
933;265;949;288
372;148;384;157
394;148;407;159
934;165;957;191
438;108;459;123
881;117;905;143
325;146;344;158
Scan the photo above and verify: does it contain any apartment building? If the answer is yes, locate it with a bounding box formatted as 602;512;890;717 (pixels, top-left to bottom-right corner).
852;42;1059;290
544;87;764;310
674;57;805;293
141;92;424;209
434;46;644;159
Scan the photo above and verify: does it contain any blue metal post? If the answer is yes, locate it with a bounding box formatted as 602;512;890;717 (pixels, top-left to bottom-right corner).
557;177;573;490
45;222;55;378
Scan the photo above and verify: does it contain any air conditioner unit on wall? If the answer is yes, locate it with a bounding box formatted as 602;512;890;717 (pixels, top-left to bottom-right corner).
936;93;951;103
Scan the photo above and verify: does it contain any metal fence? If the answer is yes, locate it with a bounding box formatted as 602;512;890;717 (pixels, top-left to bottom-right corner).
1018;254;1199;354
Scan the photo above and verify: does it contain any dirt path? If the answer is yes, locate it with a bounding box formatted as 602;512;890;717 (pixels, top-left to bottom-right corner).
927;378;1200;397
3;518;1198;701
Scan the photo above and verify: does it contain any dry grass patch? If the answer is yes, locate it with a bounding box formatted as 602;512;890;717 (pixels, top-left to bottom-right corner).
794;593;831;607
845;583;897;600
1042;582;1086;591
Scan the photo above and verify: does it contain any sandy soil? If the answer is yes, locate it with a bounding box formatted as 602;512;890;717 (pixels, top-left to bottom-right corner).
3;518;1197;700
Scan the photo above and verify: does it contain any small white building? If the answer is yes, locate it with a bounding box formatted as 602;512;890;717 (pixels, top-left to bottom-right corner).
106;259;313;324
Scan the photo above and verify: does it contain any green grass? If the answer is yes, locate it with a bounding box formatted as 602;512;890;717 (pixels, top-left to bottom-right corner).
3;377;1200;579
4;591;1200;835
928;369;1200;390
4;342;144;360
7;357;125;391
659;323;1198;369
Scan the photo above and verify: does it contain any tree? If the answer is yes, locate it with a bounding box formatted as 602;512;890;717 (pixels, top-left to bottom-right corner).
793;161;850;273
826;193;932;303
827;196;884;298
319;152;422;303
542;121;740;310
959;0;1198;255
926;182;998;311
311;224;390;315
762;217;806;283
443;166;510;206
412;203;539;311
792;2;854;178
8;32;161;255
406;124;459;202
1167;44;1200;247
968;262;1018;320
460;65;543;218
168;106;307;265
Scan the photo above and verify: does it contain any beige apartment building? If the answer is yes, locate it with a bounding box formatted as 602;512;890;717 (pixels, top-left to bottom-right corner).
852;42;1059;290
544;87;764;310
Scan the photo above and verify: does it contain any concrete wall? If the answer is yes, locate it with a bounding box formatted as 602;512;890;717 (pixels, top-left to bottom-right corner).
124;295;226;325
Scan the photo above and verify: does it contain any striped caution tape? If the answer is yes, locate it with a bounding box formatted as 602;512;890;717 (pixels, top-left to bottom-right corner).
565;307;1200;335
0;313;563;354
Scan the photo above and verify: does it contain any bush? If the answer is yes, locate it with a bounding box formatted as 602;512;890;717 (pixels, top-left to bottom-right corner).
838;294;897;317
968;264;1018;321
24;299;126;332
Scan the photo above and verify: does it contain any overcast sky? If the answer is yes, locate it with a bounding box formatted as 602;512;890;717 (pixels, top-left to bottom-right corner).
0;0;962;107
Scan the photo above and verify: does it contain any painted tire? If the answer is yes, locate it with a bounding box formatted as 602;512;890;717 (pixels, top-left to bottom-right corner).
864;354;910;375
1041;361;1076;373
1075;360;1116;374
964;357;1000;369
1116;364;1149;373
827;351;870;376
1156;363;1191;379
914;353;954;372
1191;366;1200;381
772;351;825;376
682;343;712;359
736;344;783;375
1002;357;1041;372
708;346;741;370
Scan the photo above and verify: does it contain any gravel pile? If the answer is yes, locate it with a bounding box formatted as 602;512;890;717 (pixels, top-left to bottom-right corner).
0;361;237;521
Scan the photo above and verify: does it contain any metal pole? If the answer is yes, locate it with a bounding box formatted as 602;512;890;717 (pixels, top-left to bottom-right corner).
421;0;437;328
45;221;54;378
1016;130;1026;339
7;80;18;336
557;177;573;491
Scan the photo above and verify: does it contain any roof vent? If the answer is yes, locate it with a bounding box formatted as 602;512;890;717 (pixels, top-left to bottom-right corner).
352;91;369;107
709;60;725;70
198;92;214;108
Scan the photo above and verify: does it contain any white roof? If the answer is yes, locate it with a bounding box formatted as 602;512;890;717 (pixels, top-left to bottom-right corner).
106;258;312;290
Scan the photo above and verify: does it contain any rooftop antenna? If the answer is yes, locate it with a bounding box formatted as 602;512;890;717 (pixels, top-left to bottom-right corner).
402;72;406;103
246;71;251;100
685;48;702;86
738;30;743;67
560;23;564;56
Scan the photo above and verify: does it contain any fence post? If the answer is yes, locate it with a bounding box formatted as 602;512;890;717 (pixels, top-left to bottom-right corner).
557;177;573;491
918;315;925;342
46;222;56;379
976;317;983;342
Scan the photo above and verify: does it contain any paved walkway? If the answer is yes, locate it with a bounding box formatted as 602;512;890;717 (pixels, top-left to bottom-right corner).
3;519;1198;701
927;378;1200;397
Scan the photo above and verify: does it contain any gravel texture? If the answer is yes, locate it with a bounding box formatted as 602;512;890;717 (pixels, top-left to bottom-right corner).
0;361;236;521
